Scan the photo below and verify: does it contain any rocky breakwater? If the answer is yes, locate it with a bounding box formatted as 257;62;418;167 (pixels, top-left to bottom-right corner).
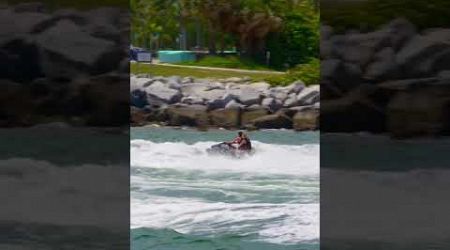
321;18;450;138
0;3;129;126
130;75;320;131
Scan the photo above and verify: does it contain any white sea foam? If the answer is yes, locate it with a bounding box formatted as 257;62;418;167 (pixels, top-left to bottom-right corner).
0;158;128;231
131;195;319;244
323;169;450;243
131;139;320;244
130;140;319;176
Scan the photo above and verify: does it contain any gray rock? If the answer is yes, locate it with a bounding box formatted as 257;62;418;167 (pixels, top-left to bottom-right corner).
438;70;450;80
181;76;194;84
321;25;334;41
167;76;181;84
221;93;237;105
321;59;343;80
320;40;332;59
181;96;204;105
224;77;243;83
36;20;121;78
209;108;241;128
293;110;319;131
297;85;320;105
261;97;282;111
364;47;398;81
130;77;152;91
396;30;450;76
266;87;289;101
251;113;292;129
130;89;148;108
202;89;227;101
13;2;47;13
235;88;262;106
166;105;209;127
250;82;271;92
284;96;299;108
167;80;182;90
207;98;227;110
182;84;225;101
225;100;244;109
146;84;182;104
286;80;305;94
381;18;416;50
241;106;269;126
1;10;50;38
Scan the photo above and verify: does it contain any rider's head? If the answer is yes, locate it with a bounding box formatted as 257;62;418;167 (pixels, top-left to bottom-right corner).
238;131;243;137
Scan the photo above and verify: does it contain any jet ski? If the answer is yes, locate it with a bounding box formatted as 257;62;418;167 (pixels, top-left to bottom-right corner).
206;142;254;158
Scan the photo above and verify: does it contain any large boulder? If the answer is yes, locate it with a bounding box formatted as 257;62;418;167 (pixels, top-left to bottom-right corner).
182;84;226;101
297;85;320;105
146;82;182;104
251;113;293;129
265;87;289;101
261;97;282;112
286;80;305;94
283;93;300;107
250;82;271;92
225;100;244;109
83;7;122;43
386;86;450;138
181;96;204;105
293;110;319;131
364;47;399;81
396;29;450;77
321;84;387;133
130;106;149;126
130;89;148;108
78;74;129;126
166;105;209;127
209;107;241;128
241;106;269;126
35;20;122;78
206;93;236;110
130;77;152;91
229;87;262;106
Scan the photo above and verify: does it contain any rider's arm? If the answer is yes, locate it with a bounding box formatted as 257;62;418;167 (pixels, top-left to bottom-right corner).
230;137;240;144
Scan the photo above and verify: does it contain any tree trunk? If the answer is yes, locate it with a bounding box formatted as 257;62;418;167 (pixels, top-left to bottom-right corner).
179;16;187;50
208;23;216;55
195;18;202;48
220;32;225;54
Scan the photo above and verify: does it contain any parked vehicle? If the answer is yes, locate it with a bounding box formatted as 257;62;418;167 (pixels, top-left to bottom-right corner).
130;46;152;62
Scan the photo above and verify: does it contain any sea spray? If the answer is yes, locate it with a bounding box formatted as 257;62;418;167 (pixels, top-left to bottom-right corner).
131;128;320;248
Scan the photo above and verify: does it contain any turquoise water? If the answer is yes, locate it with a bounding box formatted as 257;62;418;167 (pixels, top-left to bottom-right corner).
131;127;320;250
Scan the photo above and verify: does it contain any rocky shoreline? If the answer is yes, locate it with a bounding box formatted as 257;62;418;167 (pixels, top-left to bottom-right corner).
321;18;450;138
131;75;320;131
0;4;129;127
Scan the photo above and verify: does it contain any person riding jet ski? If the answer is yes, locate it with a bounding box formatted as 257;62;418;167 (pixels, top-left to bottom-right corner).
227;131;252;152
207;131;252;157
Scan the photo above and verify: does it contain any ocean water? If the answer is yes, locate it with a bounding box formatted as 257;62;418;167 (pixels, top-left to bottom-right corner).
131;127;320;250
0;127;129;249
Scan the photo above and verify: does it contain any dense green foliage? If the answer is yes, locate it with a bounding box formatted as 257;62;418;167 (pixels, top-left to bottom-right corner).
131;0;319;72
7;0;127;9
266;2;319;69
176;56;273;71
266;58;319;86
322;0;450;32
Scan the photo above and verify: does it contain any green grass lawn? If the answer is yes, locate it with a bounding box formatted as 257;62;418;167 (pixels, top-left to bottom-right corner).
131;63;283;82
175;56;275;71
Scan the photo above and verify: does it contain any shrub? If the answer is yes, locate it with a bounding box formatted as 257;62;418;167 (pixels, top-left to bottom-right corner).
177;56;272;71
265;58;319;86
